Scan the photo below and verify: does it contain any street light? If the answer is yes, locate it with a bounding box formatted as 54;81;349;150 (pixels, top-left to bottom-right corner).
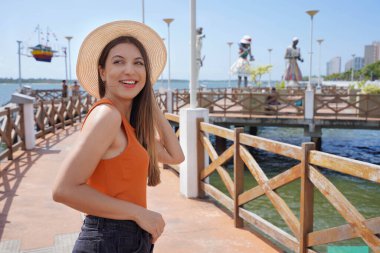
306;10;319;90
163;18;174;90
316;39;324;89
351;54;356;82
227;42;233;87
63;47;68;82
142;0;145;23
65;36;73;84
268;48;273;87
17;41;22;88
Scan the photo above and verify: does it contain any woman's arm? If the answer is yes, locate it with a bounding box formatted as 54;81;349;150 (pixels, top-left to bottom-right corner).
153;103;185;165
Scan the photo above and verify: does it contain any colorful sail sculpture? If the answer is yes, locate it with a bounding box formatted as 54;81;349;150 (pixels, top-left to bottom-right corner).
29;44;57;62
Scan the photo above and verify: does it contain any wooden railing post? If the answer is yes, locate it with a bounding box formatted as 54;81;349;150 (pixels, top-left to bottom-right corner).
234;127;244;228
51;100;56;134
196;117;206;198
5;107;13;160
19;105;26;150
299;142;316;253
40;101;46;138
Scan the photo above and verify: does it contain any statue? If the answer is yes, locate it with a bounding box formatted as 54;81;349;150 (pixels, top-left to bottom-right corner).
195;27;205;89
284;37;303;86
230;35;254;87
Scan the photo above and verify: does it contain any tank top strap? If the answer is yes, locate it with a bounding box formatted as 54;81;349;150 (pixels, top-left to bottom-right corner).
81;98;135;135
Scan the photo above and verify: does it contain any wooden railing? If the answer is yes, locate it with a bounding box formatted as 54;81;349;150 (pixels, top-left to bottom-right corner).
34;95;95;139
0;106;25;160
315;94;380;119
0;95;96;161
33;89;87;101
155;91;168;113
196;119;380;252
173;90;305;117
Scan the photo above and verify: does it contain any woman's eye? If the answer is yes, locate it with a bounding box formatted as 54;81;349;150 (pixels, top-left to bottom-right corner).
113;60;123;64
136;61;145;66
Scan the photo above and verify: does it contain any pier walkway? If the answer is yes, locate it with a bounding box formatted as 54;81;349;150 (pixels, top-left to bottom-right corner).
0;123;281;253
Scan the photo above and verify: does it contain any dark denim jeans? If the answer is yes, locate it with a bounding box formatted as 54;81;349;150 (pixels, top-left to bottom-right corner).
72;215;154;253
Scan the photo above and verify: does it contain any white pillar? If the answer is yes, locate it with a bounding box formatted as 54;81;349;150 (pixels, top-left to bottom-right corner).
23;103;36;149
11;93;36;150
166;89;173;113
179;108;209;198
189;0;197;108
305;90;314;119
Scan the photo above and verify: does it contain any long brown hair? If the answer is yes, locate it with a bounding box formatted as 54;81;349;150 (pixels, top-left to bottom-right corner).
98;36;160;186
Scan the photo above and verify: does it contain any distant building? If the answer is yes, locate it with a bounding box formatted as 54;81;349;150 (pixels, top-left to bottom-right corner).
364;41;380;65
326;57;341;76
345;57;364;72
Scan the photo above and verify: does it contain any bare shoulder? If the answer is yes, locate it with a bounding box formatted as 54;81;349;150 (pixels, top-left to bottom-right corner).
81;104;122;137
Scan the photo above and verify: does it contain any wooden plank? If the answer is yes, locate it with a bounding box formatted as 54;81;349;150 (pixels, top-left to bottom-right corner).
164;113;180;123
239;208;299;252
200;122;234;140
197;117;206;198
309;150;380;183
309;165;380;251
308;217;380;247
215;166;234;199
200;181;234;211
299;143;316;253
234;127;244;228
239;145;301;237
238;164;301;205
200;145;235;180
240;133;302;160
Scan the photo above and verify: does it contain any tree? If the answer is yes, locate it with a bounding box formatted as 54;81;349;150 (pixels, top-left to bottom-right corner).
250;65;272;86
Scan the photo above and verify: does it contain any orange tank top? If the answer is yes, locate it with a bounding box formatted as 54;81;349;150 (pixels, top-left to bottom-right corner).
82;98;149;208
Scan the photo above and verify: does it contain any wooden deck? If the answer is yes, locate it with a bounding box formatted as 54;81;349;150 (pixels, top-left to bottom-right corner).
0;123;281;253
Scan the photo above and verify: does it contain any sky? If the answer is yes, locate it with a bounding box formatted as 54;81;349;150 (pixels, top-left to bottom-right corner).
1;0;379;82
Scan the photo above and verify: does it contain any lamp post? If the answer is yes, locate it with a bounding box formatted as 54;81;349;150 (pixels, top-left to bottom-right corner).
268;48;273;87
63;47;68;82
163;18;174;91
227;42;233;87
351;54;356;82
65;36;73;84
17;41;22;88
142;0;145;23
316;39;324;89
306;10;319;90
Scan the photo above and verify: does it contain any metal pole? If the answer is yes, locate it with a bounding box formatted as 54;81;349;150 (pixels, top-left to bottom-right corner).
227;42;233;88
63;47;68;82
351;54;355;81
190;0;196;108
65;36;73;84
317;39;324;88
163;19;174;91
142;0;145;23
17;41;22;88
268;48;272;87
306;10;319;90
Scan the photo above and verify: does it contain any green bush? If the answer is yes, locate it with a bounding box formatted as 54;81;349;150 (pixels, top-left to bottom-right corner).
363;84;380;94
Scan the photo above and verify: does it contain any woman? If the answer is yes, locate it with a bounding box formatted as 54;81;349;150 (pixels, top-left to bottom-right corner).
52;20;184;253
284;37;303;86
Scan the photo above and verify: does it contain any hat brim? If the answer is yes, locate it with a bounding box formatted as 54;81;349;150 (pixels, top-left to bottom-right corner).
76;20;167;98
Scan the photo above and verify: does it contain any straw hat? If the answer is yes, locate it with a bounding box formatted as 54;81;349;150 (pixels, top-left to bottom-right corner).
76;20;167;98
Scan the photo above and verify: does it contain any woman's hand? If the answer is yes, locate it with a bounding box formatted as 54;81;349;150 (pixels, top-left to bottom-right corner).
136;209;165;244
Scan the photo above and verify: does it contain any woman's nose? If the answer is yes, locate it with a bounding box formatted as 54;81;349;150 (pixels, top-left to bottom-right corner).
123;62;135;74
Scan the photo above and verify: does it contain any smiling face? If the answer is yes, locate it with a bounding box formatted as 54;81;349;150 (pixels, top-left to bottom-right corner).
99;42;147;101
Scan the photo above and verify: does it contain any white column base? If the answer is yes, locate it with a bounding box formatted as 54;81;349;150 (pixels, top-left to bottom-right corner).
166;89;173;113
305;90;315;120
179;108;209;198
24;103;36;150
